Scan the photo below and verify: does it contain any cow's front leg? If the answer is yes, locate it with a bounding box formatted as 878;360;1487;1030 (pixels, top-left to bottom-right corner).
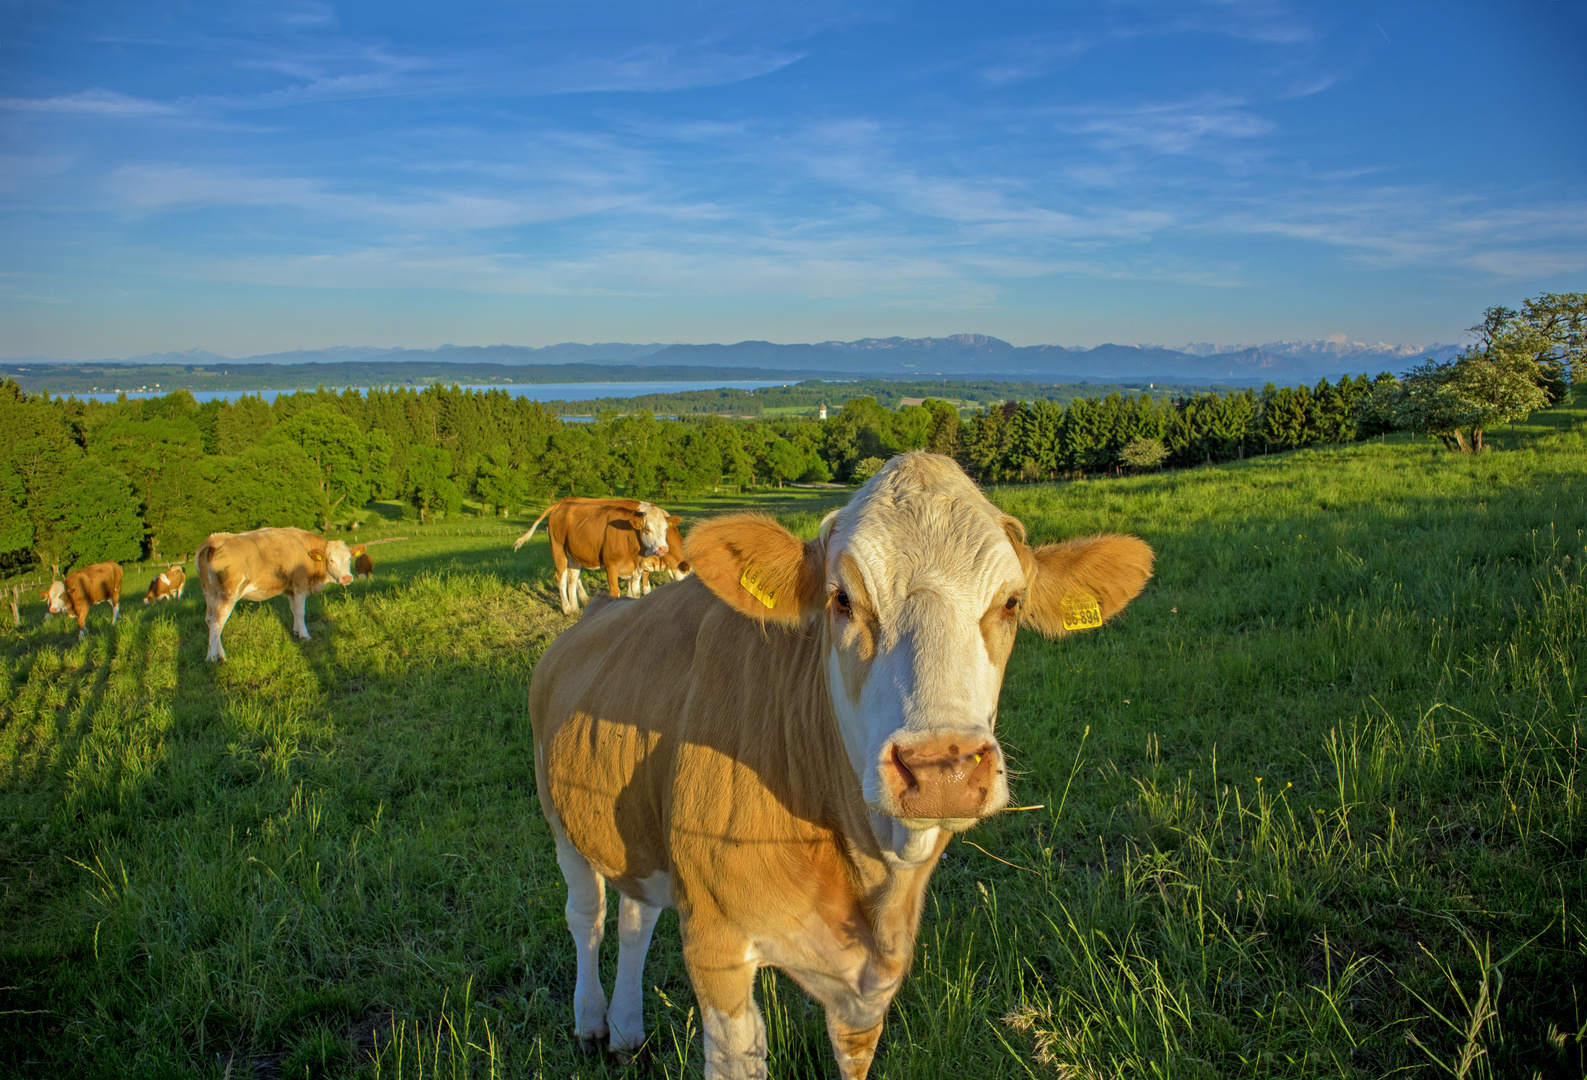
684;934;767;1080
574;570;590;604
608;891;661;1056
826;1012;886;1080
111;602;120;625
289;591;310;639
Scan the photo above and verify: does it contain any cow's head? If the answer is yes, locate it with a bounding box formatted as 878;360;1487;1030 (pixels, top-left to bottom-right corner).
662;522;690;578
628;504;673;557
42;580;67;614
686;451;1153;857
143;573;167;605
322;541;364;586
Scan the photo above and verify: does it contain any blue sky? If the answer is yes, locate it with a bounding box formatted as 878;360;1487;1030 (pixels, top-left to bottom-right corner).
1;0;1583;359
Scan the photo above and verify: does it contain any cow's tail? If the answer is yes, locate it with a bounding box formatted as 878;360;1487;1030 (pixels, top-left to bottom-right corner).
195;539;229;593
512;504;555;552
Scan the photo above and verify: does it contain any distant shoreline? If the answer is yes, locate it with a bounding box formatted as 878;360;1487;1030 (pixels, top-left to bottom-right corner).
1;358;1313;400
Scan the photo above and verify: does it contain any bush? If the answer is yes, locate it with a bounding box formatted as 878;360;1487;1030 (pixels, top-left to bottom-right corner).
1119;437;1168;472
850;456;887;484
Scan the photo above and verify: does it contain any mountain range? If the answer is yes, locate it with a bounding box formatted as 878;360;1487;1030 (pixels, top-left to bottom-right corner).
13;334;1462;385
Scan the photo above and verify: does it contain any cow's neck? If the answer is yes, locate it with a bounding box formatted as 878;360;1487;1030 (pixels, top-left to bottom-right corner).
800;659;951;967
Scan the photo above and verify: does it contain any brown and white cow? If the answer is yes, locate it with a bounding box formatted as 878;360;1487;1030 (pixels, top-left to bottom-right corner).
43;561;124;639
529;452;1153;1078
196;527;363;662
512;497;676;615
354;551;374;580
143;564;186;604
623;520;691;598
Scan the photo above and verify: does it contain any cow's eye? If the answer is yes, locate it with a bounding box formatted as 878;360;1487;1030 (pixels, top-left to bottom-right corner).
833;589;851;617
1005;594;1021;611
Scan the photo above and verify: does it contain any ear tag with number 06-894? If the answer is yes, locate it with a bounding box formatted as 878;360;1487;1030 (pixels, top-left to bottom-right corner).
1061;595;1103;631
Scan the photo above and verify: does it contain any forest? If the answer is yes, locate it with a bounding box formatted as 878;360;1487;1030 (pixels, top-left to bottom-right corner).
0;372;1395;580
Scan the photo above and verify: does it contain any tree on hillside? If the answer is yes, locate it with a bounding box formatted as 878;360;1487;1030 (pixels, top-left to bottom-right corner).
475;445;528;516
271;405;393;526
404;445;461;522
1395;350;1549;452
1469;292;1586;403
32;460;144;573
923;400;963;458
215;394;276;453
543;427;608;497
200;442;323;532
87;414;206;558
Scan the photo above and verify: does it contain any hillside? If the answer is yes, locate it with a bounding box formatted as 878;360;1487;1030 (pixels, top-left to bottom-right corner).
2;399;1584;1077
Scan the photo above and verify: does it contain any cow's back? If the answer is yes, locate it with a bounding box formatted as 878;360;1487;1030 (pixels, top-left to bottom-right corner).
69;562;122;605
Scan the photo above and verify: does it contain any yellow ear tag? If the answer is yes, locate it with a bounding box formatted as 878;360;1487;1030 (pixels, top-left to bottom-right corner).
311;550;325;562
1060;595;1103;631
739;566;777;609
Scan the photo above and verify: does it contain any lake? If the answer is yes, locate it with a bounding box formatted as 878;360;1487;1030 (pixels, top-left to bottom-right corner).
67;379;799;405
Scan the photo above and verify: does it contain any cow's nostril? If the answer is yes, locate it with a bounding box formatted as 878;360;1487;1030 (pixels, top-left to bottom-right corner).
891;745;918;791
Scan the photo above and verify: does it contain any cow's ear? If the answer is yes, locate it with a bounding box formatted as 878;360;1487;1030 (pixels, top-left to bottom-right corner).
685;513;824;624
1016;529;1154;638
666;515;681;526
310;549;325;563
352;545;366;556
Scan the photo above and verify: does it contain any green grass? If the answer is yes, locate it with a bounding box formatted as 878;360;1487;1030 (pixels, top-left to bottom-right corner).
3;405;1585;1078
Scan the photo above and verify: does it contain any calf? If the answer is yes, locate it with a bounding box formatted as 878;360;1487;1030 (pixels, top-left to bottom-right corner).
196;527;363;662
530;452;1153;1077
143;565;186;604
512;497;676;615
623;521;691;597
354;551;374;580
43;562;124;638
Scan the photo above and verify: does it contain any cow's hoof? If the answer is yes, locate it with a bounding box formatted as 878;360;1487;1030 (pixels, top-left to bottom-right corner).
574;1030;608;1053
610;1040;651;1066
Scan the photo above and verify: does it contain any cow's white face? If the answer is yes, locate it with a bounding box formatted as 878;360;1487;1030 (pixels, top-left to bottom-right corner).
821;459;1018;836
632;503;672;557
325;540;358;585
44;580;67;614
685;450;1154;862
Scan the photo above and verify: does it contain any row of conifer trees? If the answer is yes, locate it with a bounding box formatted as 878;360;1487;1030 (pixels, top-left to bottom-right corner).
0;373;1395;581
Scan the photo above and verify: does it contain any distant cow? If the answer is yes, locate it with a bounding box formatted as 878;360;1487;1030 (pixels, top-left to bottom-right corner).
43;562;124;638
512;498;677;615
529;453;1154;1075
143;565;186;604
354;552;374;580
624;520;691;597
196;527;363;662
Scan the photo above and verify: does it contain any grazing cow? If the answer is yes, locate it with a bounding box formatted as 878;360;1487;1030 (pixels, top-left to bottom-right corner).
529;452;1154;1077
143;564;186;604
512;497;677;615
624;521;691;597
354;551;374;580
196;527;363;662
43;562;124;639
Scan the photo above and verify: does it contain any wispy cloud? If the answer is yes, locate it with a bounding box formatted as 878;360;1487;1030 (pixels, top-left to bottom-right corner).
1220;189;1587;277
107;164;633;229
0;89;177;116
1051;96;1274;154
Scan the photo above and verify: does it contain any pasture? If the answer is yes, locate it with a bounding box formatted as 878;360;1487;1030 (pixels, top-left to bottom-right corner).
3;408;1585;1078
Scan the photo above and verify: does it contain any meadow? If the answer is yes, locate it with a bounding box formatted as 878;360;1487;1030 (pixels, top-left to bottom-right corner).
2;399;1585;1079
